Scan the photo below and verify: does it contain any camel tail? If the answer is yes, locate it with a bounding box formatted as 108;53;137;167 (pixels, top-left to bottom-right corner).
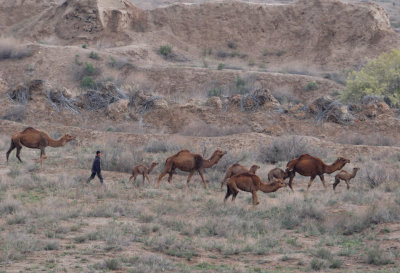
194;155;203;170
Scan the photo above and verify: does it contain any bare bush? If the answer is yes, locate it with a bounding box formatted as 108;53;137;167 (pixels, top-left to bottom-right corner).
2;106;26;121
0;39;32;61
360;161;399;189
145;140;182;153
258;136;328;164
7;84;30;104
47;89;79;113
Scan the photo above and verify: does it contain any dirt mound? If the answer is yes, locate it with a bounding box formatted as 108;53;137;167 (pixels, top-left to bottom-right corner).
8;0;146;45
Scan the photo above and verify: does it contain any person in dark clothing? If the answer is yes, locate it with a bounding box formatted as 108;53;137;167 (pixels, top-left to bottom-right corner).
87;151;104;184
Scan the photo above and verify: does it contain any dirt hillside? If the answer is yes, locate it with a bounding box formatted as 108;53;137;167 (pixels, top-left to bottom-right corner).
4;0;399;70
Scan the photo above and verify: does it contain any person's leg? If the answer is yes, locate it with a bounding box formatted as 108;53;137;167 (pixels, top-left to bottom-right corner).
87;172;96;183
97;171;104;184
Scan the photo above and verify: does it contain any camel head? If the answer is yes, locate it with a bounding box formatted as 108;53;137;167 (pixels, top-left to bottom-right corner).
211;149;227;159
270;178;287;188
62;134;76;142
150;162;159;168
250;165;260;172
335;157;350;168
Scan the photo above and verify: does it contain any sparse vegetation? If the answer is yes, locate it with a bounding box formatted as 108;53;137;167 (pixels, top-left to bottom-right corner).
2;106;26;122
217;63;225;70
305;81;319;91
88;51;100;60
158;45;172;58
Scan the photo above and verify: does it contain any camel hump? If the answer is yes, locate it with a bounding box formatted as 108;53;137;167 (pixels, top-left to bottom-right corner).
22;127;37;133
298;154;313;160
231;163;241;167
194;155;203;170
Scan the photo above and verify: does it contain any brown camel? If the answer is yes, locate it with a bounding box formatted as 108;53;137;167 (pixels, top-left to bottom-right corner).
268;167;289;182
333;167;360;191
286;154;350;195
6;127;75;166
220;163;260;189
157;149;227;188
224;173;287;206
129;162;159;186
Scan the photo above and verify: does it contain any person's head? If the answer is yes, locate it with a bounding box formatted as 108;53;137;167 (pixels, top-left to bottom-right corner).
96;151;101;157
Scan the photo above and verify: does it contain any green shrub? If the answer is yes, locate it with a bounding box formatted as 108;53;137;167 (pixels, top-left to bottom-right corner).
88;51;99;60
82;44;87;49
208;88;222;97
342;49;400;107
227;40;237;49
158;45;172;57
81;76;96;89
305;81;318;91
217;63;225;70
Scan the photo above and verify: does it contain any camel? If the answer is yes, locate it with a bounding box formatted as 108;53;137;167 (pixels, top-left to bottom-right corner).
129;162;159;186
286;154;350;195
268;167;289;182
224;173;287;206
220;163;260;189
333;167;360;191
157;149;227;188
6;127;75;166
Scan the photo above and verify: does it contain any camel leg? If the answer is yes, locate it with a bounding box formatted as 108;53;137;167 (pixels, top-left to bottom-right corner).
129;175;134;183
288;173;295;193
186;171;195;187
16;146;23;163
198;169;208;189
6;141;16;163
345;179;350;190
157;169;169;187
224;186;232;203
333;177;340;191
252;191;260;206
319;174;327;189
305;176;316;197
145;174;151;184
232;190;239;202
134;175;138;186
167;172;173;183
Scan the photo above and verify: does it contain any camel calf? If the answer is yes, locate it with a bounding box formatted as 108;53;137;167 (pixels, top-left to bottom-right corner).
129;162;159;186
333;167;359;191
220;164;260;189
267;167;289;182
224;173;287;207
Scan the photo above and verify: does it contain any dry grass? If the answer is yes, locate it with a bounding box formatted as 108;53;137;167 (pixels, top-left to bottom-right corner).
1;135;400;272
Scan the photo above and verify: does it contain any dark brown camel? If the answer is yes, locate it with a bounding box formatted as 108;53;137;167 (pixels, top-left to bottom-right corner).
286;154;350;195
129;162;159;186
220;163;260;189
333;167;360;191
224;173;287;207
268;167;289;182
157;149;227;188
6;127;75;166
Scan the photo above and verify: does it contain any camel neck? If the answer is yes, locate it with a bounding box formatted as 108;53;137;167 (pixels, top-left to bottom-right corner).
351;169;359;178
324;161;343;174
203;154;220;168
148;164;156;173
259;182;280;193
48;137;66;147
